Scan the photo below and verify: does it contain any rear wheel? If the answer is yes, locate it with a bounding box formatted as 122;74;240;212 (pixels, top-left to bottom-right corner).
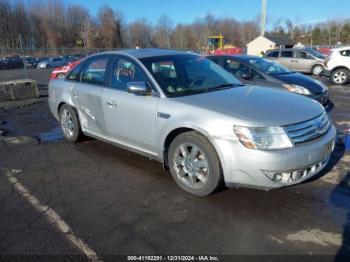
331;68;349;85
168;131;224;196
312;64;323;76
59;104;83;142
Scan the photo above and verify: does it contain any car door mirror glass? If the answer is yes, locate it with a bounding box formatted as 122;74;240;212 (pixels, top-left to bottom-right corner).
127;81;149;95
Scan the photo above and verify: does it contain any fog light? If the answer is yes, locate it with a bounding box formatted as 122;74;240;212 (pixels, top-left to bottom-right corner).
273;173;283;182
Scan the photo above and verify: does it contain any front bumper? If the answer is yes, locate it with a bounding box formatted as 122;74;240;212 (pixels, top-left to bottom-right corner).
213;125;336;189
311;91;329;107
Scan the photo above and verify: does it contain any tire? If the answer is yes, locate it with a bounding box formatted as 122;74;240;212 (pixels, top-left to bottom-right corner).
168;131;224;196
331;68;349;85
312;64;323;76
59;104;83;143
57;73;65;79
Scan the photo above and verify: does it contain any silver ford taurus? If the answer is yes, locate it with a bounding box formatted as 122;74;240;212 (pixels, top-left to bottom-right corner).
48;49;336;196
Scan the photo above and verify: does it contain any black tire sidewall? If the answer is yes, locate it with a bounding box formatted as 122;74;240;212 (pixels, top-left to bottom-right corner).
331;69;349;85
59;105;82;143
168;131;223;196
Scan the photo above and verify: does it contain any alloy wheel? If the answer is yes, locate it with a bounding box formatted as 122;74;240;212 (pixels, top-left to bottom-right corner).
61;109;75;138
313;65;323;75
333;71;347;84
173;143;209;189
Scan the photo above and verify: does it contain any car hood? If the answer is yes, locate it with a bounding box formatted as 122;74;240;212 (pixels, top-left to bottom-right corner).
173;85;323;127
272;72;326;94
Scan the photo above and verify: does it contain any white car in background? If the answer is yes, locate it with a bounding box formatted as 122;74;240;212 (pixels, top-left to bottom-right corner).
321;46;350;85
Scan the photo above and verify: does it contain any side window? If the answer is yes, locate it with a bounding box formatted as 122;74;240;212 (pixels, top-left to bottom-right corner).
340;50;350;57
296;51;312;59
111;58;147;91
251;69;264;80
150;60;179;94
267;51;279;58
225;60;250;78
81;57;109;86
209;57;220;65
281;51;294;58
66;62;84;81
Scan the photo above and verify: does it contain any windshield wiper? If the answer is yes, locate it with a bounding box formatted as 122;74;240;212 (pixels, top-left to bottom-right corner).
206;83;243;91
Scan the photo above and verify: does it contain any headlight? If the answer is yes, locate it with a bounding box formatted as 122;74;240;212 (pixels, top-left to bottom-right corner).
233;126;293;150
282;84;312;95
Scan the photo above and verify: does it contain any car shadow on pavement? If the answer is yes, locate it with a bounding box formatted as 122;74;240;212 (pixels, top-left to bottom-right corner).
330;171;350;261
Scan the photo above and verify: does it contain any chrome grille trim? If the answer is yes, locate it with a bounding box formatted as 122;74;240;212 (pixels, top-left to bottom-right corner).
284;113;331;145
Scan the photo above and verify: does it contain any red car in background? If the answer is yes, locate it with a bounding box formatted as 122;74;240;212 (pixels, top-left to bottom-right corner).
50;59;81;80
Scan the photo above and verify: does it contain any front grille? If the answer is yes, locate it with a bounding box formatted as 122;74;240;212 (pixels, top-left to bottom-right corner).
284;113;332;145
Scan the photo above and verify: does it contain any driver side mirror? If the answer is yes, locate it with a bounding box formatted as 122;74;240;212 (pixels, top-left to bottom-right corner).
241;72;254;80
127;81;150;95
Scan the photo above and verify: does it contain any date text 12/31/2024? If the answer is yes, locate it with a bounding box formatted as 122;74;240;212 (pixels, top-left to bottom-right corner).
127;256;220;261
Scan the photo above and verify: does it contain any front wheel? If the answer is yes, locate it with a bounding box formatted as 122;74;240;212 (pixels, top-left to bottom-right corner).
57;73;65;79
312;64;323;76
59;104;83;142
168;131;224;196
331;68;349;85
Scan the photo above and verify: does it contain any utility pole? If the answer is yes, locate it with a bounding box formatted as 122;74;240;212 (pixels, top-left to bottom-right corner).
261;0;267;36
19;34;27;79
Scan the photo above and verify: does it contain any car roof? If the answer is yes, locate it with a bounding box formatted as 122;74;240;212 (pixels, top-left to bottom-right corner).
332;46;350;52
91;48;190;59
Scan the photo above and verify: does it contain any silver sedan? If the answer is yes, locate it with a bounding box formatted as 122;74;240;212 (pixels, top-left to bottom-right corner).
48;49;336;196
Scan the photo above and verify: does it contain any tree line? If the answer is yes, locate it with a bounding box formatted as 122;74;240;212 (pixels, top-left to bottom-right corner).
1;0;349;53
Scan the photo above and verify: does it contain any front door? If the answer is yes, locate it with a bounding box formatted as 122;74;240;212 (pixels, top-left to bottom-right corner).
72;55;110;136
102;56;160;156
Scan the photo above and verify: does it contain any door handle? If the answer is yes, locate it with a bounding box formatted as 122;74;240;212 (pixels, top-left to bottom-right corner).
107;101;118;108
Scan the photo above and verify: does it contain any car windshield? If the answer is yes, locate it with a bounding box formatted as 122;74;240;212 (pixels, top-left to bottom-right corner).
140;54;242;97
305;48;325;59
247;58;293;75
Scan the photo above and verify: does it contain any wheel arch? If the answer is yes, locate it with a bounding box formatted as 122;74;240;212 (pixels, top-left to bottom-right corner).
331;66;350;73
162;125;220;169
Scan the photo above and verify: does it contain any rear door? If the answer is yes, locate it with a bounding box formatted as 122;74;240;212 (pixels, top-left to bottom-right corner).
72;55;110;137
102;55;160;155
278;50;295;69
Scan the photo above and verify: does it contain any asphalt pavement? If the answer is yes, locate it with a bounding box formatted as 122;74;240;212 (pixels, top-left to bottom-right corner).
0;68;349;261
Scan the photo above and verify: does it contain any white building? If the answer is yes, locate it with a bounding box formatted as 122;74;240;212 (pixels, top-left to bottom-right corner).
246;35;295;56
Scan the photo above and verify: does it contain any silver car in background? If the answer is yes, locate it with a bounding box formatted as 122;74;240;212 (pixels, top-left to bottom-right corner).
48;49;336;196
37;57;67;69
265;48;325;75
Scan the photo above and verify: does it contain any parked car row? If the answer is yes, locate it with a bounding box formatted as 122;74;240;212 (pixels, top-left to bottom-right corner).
0;53;87;70
48;49;336;196
0;55;24;69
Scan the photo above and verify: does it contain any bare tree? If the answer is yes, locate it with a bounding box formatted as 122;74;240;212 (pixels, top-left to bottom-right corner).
153;15;173;48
